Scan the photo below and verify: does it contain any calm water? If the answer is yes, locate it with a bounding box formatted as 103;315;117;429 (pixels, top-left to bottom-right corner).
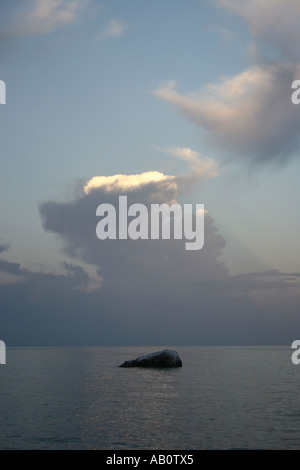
0;346;299;450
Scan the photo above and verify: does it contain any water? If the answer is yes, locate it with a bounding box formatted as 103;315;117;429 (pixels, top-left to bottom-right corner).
0;345;299;450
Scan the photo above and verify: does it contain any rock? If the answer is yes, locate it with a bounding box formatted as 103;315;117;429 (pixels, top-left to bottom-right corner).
119;349;182;368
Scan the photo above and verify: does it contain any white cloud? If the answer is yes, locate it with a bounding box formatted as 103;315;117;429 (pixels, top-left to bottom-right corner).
152;1;300;166
84;153;218;204
6;0;89;36
83;171;176;195
155;146;219;179
98;18;129;40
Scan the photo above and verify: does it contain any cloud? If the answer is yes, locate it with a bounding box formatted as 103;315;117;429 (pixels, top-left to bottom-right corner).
152;1;300;167
38;172;232;328
217;0;300;61
84;171;176;195
0;243;10;255
1;171;300;345
98;18;129;41
36;172;300;345
0;245;90;291
152;64;300;165
155;145;219;179
0;246;106;345
2;0;89;37
0;172;240;345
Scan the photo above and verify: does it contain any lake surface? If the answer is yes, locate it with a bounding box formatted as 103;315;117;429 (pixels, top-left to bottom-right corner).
0;346;299;449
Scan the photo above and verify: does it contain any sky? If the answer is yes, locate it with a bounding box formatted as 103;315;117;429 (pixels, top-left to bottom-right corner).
1;0;300;346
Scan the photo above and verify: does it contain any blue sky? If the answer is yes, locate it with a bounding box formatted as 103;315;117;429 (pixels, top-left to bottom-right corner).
1;0;300;345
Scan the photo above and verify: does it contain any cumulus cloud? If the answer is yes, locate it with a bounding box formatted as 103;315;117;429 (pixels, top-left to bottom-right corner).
2;0;89;37
38;172;230;322
35;172;300;345
84;171;176;195
1;171;300;345
0;172;240;345
98;18;129;41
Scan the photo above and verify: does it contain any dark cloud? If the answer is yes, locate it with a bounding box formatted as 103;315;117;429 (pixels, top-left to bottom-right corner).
1;175;300;347
218;0;300;62
1;177;250;345
0;243;10;255
29;178;300;345
1;242;299;346
1;209;300;346
39;178;228;298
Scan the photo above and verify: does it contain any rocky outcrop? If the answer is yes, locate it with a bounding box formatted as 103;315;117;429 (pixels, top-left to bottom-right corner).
119;349;182;368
